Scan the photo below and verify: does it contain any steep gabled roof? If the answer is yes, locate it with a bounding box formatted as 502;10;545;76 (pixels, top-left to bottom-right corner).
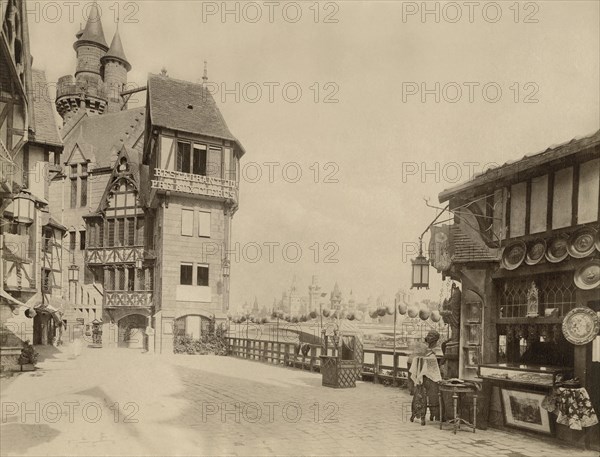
61;107;145;168
439;130;600;203
30;69;62;147
147;73;246;155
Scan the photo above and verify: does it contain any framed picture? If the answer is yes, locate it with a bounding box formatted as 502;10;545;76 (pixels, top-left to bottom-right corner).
500;388;553;435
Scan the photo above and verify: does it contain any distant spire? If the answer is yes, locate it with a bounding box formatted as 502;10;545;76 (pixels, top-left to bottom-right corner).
202;60;208;86
74;2;108;50
103;27;131;71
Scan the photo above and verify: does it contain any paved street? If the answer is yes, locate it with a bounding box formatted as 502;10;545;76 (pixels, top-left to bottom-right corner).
0;344;597;457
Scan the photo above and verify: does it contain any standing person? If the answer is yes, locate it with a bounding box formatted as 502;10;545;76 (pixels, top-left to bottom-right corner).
71;325;83;358
409;330;442;425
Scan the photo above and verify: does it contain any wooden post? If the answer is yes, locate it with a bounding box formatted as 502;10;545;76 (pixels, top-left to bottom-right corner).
374;352;381;384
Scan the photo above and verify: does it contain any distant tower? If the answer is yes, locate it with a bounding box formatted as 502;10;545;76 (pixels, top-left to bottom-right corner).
308;275;321;312
101;25;131;113
330;282;342;310
56;3;109;120
348;290;356;312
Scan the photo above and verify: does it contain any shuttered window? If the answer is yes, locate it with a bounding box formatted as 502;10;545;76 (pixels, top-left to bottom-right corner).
198;211;211;238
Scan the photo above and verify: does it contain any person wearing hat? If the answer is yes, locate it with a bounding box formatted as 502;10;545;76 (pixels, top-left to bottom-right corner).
409;330;442;425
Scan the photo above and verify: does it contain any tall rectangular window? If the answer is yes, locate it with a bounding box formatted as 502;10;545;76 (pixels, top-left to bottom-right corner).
181;209;194;236
118;268;126;290
198;211;211;238
193;145;207;176
117;218;125;245
127;217;135;245
136;268;145;290
509;182;527;238
127;267;135;291
177;142;191;173
136;218;145;245
529;175;548;234
197;265;209;286
180;263;193;285
80;176;87;207
69;231;76;252
70;178;77;208
208;147;222;177
98;221;105;247
578;159;600;224
107;220;115;247
552;167;573;229
79;230;86;250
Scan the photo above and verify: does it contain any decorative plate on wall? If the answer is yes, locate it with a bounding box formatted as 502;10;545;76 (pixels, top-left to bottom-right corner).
567;227;597;259
525;239;546;265
562;306;600;346
574;259;600;290
546;235;569;263
502;241;526;270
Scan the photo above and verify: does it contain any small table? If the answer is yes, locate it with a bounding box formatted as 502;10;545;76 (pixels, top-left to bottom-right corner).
438;383;478;434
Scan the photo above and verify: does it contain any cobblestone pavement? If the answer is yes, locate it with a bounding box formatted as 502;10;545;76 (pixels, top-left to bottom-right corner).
1;344;597;457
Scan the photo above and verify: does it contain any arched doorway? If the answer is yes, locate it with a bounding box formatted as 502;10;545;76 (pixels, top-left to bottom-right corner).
118;314;147;349
174;314;213;339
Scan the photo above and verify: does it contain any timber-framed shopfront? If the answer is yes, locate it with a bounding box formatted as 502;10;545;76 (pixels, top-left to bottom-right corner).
435;130;600;449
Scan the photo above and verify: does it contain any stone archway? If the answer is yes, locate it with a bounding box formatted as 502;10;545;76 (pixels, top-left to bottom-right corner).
174;314;214;339
118;314;147;349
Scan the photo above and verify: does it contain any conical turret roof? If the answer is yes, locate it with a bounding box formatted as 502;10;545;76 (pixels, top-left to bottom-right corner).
102;28;131;71
74;3;108;50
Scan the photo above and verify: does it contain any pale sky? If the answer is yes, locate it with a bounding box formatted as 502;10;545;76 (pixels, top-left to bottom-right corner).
28;0;600;311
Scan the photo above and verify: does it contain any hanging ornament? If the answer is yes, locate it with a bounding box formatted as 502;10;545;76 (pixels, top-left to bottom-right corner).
397;302;407;315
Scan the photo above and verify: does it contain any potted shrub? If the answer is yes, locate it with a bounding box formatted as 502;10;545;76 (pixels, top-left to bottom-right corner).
18;341;38;371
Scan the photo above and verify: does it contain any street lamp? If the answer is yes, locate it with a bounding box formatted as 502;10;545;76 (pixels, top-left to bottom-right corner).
411;238;430;289
5;191;35;224
68;265;79;282
222;258;230;277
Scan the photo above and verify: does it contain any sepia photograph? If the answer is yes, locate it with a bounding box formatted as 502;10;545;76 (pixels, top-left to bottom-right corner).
1;0;599;456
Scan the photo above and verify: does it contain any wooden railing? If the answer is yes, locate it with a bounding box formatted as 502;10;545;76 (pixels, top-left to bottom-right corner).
85;246;144;265
105;291;153;308
226;337;415;386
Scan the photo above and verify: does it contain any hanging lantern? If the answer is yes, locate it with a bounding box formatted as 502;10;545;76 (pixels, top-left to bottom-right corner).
68;265;80;282
411;239;430;289
407;306;419;318
377;307;387;317
309;310;317;319
419;308;431;321
10;191;35;224
322;309;330;318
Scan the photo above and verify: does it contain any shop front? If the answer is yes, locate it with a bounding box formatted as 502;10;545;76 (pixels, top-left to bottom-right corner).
432;131;600;449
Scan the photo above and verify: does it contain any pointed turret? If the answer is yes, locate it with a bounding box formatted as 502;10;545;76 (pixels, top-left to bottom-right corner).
74;3;108;50
102;28;131;71
102;27;131;113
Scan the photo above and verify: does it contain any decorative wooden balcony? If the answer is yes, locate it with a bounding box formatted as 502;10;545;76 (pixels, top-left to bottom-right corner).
149;168;238;203
85;246;144;265
104;291;153;308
